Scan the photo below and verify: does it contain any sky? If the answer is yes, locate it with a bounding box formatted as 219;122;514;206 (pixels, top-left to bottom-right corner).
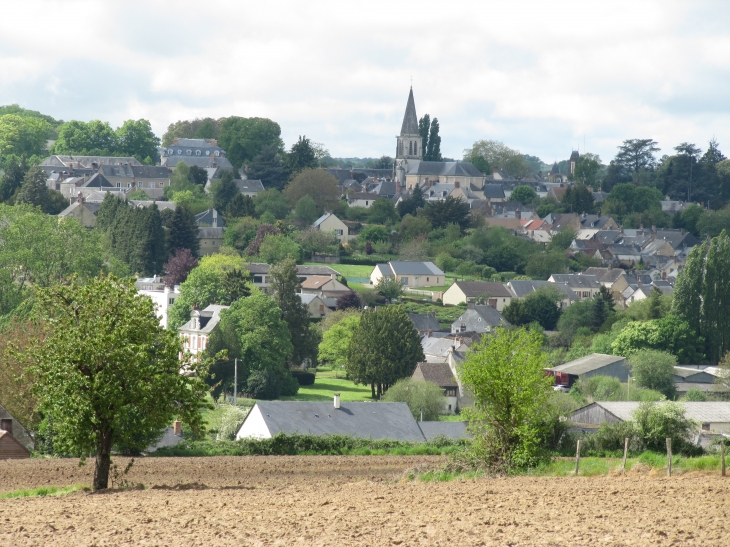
1;0;729;165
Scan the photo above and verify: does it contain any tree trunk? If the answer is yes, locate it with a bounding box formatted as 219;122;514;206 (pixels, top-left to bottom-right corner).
376;383;382;399
94;429;114;490
371;383;376;399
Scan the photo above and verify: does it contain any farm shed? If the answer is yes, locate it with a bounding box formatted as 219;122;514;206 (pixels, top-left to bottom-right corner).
548;353;629;388
236;399;427;441
672;367;720;384
571;402;730;434
0;429;30;459
0;403;34;451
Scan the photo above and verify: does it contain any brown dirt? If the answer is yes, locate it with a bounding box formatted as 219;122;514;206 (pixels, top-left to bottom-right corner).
1;456;729;546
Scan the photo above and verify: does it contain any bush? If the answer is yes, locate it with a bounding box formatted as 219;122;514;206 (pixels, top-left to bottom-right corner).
383;378;446;420
632;401;701;455
246;368;280;399
217;405;247;441
683;387;707;402
291;370;316;386
629;349;676;399
580;421;638;455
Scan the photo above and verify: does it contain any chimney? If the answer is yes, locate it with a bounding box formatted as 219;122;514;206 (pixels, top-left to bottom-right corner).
213;209;218;228
173;138;179;145
333;393;341;409
651;225;656;233
0;419;12;435
173;420;182;436
427;328;433;337
77;191;84;204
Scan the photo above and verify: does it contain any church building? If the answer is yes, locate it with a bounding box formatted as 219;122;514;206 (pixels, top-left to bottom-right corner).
393;88;485;197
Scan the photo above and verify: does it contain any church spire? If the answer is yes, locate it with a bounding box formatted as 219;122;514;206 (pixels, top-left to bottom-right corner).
400;87;419;136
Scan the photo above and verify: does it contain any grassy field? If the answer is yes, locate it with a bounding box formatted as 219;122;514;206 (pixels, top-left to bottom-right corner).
281;370;373;402
321;264;373;279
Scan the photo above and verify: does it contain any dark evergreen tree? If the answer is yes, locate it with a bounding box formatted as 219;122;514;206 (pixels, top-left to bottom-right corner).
212;169;239;212
188;165;209;186
418;114;430;156
397;185;426;217
166;204;199;257
225;193;257;219
425;118;442;161
423;196;470;230
287;136;318;175
247;144;288;190
220;268;251;304
561;184;595;214
15;166;50;211
269;258;321;368
0;155;28;203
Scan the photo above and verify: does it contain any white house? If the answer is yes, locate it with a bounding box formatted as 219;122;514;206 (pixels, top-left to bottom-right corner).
370;261;445;288
442;281;515;311
178;304;229;359
313;212;353;243
138;285;180;328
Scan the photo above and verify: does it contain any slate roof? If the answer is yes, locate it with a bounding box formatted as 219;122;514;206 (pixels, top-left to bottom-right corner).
388;261;444;276
178;304;229;334
417;421;470;441
313;212;333;227
574;401;730;424
195;208;225;227
235;179;264;193
408;161;483;177
507;279;578;301
413;362;457;388
407;313;442;333
296;265;339;276
197;227;224;238
452;305;509;332
583;267;626;284
450;281;513;298
655;230;701;250
400;87;419;135
164;155;233;169
246;401;426;441
549;274;600;289
482;183;505;199
128;200;177;211
373;180;397;197
41;155;142;168
550;353;626;375
58;201;102;217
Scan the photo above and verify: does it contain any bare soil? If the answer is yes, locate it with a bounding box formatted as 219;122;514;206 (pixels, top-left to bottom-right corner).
1;456;729;546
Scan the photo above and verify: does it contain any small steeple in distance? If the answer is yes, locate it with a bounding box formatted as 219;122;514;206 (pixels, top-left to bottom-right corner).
396;87;422;160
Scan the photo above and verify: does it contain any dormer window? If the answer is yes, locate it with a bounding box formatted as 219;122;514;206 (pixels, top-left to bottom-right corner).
186;150;192;156
177;150;182;155
206;151;210;156
196;150;201;156
214;151;220;157
167;149;173;155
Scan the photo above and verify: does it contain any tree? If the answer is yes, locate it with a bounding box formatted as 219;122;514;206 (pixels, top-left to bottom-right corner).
188;165;209;186
633;401;697;453
460;327;553;470
674;142;702;202
247;144;289;190
368;197;399;225
510;185;537;206
418;114;430;156
523;286;563;330
560;184;594;214
254;189;290;220
502;299;532;326
167;254;249;329
524;252;568;280
346;306;424;398
211;169;239;212
287;135;319;174
166;203;200;257
206;287;294;400
397;186;426;218
614;138;661;176
611;316;703;365
269;259;321;368
0;114;51;157
571;153;602;188
375;276;404;301
425;118;442;161
546;227;577;252
672;232;730;363
218;117;284;170
164;248;198;288
23;275;209;490
225;193;256;220
336;291;362;310
116;119;160;162
294;195;318;225
463;139;522;173
162;117;221;146
258;234;303;264
284;169;339;211
318;313;360;367
51;120;118;155
15;166;53;212
628;350;676;398
0;154;30;203
383;378;445;420
423;196;471;230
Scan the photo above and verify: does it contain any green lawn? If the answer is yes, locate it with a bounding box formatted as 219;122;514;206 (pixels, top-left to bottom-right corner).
281;373;373;402
324;264;374;279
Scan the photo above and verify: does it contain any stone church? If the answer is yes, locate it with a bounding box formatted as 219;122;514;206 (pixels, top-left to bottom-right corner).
393;88;485;196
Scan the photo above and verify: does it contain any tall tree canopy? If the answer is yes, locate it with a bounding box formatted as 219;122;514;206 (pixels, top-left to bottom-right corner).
218;117;284;170
287;135;319;174
162;117;221;146
23;275;210;490
423;196;471;230
283;168;339;212
0;114;52;157
247;144;289;190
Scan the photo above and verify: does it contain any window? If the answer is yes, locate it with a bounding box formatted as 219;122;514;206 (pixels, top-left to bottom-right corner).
365;201;369;206
196;150;201;156
414;142;418;155
335;229;343;236
167;149;173;155
186;150;192;156
426;277;430;282
206;151;210;156
401;277;408;285
319;305;324;313
583;291;589;298
127;183;132;188
177;150;182;155
169;298;175;305
159;182;164;187
409;141;413;155
460;323;466;332
215;151;220;156
253;275;263;283
116;182;121;188
448;404;452;411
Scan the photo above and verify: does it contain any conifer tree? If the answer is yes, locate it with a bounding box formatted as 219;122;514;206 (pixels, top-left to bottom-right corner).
418;114;430;156
212;169;239;212
426;118;442;161
166;204;199;257
15;166;50;211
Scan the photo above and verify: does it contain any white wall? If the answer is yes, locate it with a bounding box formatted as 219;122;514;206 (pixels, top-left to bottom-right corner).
139;287;179;328
235;405;272;439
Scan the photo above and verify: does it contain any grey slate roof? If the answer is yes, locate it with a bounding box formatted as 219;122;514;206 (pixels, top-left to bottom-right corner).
413;362;457;388
400;87;419;135
41;155;142;168
388;261;444;276
408;160;483;177
452;305;510;332
574;401;730;423
197;227;224;238
507;279;578;301
165;155;233;169
408;313;442;333
313;212;333;227
248;401;426;441
236;179;264;193
550;353;626;375
178;304;229;334
417;421;470;441
583;267;626;284
450;281;513;298
195;208;225;227
549;274;600;289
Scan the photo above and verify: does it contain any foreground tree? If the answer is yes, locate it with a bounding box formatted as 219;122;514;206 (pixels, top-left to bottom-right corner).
383;378;445;420
346;306;423;398
23;275;210;490
460;327;553;471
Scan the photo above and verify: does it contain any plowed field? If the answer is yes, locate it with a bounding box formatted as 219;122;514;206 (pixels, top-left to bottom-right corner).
1;456;729;546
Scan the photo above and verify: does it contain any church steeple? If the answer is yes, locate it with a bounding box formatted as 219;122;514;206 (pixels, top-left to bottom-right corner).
395;87;422;160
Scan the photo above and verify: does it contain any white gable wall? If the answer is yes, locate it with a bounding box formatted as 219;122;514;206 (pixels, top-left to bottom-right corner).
236;405;272;439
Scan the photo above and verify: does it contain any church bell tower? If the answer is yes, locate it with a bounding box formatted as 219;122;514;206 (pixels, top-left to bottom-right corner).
395;87;422;161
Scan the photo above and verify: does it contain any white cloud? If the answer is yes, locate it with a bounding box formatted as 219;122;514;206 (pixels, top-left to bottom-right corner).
0;0;729;163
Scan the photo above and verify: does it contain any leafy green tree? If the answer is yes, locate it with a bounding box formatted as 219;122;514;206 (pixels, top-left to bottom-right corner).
346;306;424;398
560;184;594;214
633;402;697;453
258;234;303;264
571;153;602;188
22;275;209;490
524;252;568;280
287;135;319;174
358;224;390;242
188;165;209;186
460;327;553;470
162;117;221;146
247;144;289;190
269;259;321;368
218;117;284;170
463;139;522;175
423;196;470;230
522;286;563;330
294;195;318;224
254;188;290;219
611;316;703;364
501;299;531;326
383;378;445;420
375;275;404;301
683;388;707;402
167;254;249;329
116;119;160;162
628;350;676;398
557;299;597;341
166;203;199;257
284;169;339;211
15;166;53;212
0;155;30;203
425;118;442;161
368;197;399;225
614;138;660;176
397;186;426;218
206;287;294;400
51;120;119;155
224;193;256;220
318;313;360;367
510;185;537;205
673;204;704;237
211;169;239;213
547;227;577;252
418;114;430;156
0;114;51;157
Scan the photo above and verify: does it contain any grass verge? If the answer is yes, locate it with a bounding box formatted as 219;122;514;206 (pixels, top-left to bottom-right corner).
0;484;88;499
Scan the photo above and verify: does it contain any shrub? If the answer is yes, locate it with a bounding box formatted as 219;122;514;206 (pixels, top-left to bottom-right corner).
629;349;676;399
291;370;316;386
246;368;280;399
683;387;707;402
217;405;247;441
383;378;446;420
632;401;700;455
580;421;638;455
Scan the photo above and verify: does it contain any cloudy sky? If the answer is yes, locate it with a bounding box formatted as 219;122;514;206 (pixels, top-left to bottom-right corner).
1;0;729;164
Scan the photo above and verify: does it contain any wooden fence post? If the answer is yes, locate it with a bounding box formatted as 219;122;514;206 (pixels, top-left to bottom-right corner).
666;438;672;477
575;440;581;476
621;437;629;475
722;443;726;477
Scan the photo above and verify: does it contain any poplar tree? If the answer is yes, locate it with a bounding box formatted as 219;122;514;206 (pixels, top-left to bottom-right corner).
426;118;442;161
